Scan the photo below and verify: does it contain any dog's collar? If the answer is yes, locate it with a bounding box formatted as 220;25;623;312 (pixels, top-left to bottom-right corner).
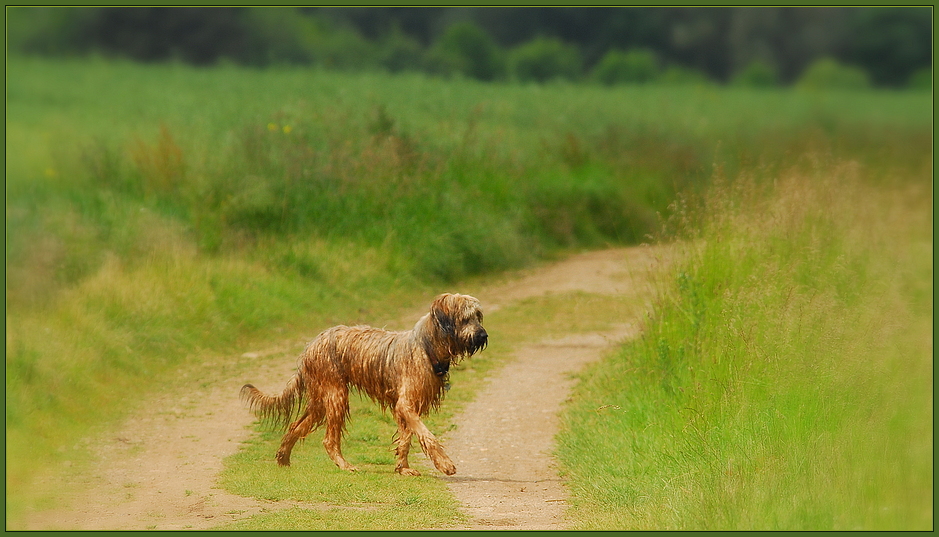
431;360;452;391
432;360;450;378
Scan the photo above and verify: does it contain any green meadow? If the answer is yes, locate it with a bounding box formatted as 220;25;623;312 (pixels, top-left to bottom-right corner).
6;56;931;529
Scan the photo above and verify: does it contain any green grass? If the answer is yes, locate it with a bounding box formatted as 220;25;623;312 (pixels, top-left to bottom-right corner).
5;56;931;528
556;161;932;530
217;417;465;530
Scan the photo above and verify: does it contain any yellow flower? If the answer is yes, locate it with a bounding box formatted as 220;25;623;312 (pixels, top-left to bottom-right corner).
282;125;292;134
267;122;278;132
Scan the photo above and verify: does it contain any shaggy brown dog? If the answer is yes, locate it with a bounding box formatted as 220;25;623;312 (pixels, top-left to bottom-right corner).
241;293;487;476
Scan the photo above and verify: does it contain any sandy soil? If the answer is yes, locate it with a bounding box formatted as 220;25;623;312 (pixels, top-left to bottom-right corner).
18;245;667;531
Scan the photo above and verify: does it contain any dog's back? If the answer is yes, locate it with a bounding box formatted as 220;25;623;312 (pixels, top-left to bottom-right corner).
302;325;443;413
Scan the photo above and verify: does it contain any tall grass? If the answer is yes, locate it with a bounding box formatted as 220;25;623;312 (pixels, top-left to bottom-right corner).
557;159;932;529
6;56;931;523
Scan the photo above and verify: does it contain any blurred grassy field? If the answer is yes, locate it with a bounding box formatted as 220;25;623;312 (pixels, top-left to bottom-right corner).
5;56;931;527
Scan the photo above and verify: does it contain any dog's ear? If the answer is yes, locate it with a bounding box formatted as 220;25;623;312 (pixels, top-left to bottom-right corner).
431;294;457;338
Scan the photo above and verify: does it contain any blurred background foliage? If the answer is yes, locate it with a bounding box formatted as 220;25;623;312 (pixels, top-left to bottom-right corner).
6;6;932;89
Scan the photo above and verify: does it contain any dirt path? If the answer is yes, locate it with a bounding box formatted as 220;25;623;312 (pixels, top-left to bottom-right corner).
442;246;663;530
22;342;310;530
19;245;666;530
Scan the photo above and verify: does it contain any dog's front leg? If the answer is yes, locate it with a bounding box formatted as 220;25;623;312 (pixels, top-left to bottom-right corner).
393;415;421;476
394;400;456;476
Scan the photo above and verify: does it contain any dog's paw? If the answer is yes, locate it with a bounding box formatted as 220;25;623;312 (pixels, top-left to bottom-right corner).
397;467;421;477
338;463;359;472
275;452;291;467
437;461;457;475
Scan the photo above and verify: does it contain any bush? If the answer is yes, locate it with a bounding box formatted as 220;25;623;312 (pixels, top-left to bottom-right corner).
281;13;379;70
796;57;871;91
509;37;582;83
377;24;425;73
907;67;932;91
659;65;712;86
731;60;778;88
849;6;932;87
6;6;98;56
83;7;253;65
241;7;316;65
592;49;659;85
428;21;504;81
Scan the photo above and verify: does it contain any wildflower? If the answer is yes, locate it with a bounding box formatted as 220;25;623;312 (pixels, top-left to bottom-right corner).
283;125;292;134
267;123;278;132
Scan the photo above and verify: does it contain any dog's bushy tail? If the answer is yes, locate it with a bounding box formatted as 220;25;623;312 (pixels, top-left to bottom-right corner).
240;373;304;430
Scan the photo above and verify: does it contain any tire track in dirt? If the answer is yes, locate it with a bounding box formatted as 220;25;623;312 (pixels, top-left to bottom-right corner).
441;245;665;530
17;245;667;530
20;342;313;530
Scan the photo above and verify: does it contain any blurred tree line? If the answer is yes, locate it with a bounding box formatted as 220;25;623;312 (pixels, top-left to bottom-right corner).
6;6;932;88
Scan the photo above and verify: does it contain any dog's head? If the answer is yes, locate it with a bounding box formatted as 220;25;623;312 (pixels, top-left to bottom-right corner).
429;293;488;361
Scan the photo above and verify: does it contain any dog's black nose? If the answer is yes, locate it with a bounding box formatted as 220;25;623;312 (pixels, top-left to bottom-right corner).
475;329;488;347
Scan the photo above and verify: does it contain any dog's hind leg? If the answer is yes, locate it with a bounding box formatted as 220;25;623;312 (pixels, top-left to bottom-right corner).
393;414;420;476
322;385;357;472
276;411;313;467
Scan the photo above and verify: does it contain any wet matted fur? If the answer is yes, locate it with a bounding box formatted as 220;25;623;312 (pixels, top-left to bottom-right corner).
240;293;488;476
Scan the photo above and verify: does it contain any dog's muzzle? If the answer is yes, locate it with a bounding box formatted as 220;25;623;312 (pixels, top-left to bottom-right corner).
469;328;488;355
